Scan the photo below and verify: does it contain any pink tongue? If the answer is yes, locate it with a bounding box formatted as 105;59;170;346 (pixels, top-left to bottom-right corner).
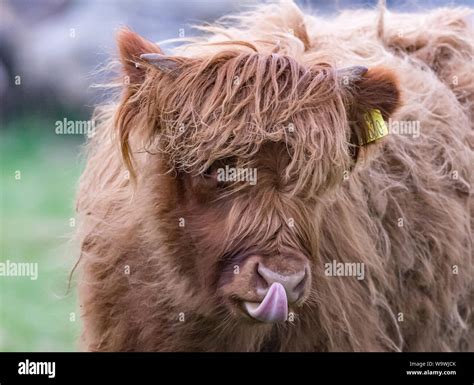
245;282;288;322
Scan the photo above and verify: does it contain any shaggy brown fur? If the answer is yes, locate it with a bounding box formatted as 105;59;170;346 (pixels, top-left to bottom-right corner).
76;1;474;351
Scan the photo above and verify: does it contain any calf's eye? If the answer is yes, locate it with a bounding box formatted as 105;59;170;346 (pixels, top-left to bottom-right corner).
202;161;231;189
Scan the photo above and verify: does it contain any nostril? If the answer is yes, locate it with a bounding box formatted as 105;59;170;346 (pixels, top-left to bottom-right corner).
255;265;269;290
293;270;307;295
257;263;275;286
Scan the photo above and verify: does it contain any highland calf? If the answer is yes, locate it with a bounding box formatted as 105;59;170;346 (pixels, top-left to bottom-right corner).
76;1;474;351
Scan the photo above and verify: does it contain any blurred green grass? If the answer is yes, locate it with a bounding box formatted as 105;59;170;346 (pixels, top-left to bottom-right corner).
0;117;84;351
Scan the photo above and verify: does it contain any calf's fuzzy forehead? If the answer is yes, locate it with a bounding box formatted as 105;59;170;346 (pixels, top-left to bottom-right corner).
121;50;352;195
160;53;347;166
116;27;400;197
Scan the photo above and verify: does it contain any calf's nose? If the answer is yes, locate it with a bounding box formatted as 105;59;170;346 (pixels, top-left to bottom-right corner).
257;263;307;303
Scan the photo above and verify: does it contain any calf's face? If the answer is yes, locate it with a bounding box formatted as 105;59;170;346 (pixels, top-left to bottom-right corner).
175;143;316;323
115;29;400;324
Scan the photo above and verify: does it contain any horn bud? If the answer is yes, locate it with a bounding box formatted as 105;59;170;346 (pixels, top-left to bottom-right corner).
337;66;368;86
139;53;179;72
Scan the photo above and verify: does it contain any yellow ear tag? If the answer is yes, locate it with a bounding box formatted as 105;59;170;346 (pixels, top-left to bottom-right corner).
360;109;389;145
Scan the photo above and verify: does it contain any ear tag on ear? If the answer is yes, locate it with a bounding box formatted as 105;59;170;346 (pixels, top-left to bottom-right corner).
360;109;389;145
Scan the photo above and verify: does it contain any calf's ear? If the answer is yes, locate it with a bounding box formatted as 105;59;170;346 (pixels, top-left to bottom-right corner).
115;28;165;177
117;27;183;88
115;28;186;178
338;66;402;163
116;27;163;86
